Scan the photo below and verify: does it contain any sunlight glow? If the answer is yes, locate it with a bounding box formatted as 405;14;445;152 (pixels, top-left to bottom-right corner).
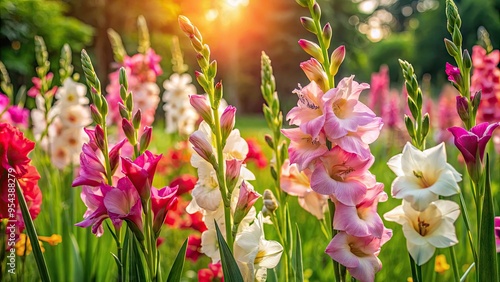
226;0;249;8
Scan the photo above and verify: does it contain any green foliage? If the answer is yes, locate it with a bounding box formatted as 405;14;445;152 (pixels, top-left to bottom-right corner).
0;0;93;85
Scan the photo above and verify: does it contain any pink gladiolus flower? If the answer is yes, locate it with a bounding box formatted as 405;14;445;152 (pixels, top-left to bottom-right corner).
434;85;462;143
189;130;215;164
368;65;389;116
76;185;113;236
448;122;499;164
281;128;328;171
323;76;375;141
7;106;29;128
310;146;375;206
495;217;500;253
104;177;143;235
325;230;392;282
121;150;162;200
332;183;387;238
445;63;461;84
280;159;328;219
198;263;224;282
332;118;383;159
471;45;500;123
151;185;178;234
286;81;327;139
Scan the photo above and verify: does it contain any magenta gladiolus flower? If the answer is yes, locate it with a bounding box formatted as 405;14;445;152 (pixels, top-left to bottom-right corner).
121;150;162;200
332;183;387;238
281;128;328;171
151;185;178;234
325;229;392;282
445;62;461;84
495;217;500;253
310;146;375;206
286;81;327;139
448;122;499;165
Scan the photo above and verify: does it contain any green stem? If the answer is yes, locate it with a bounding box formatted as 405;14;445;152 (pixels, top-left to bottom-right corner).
271;214;290;280
102;125;113;185
409;253;419;282
458;193;478;265
143;200;156;279
116;228;123;282
449;247;460;282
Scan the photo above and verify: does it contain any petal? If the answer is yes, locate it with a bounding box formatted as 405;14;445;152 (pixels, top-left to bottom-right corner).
407;240;435;265
325;233;359;268
427;170;460;197
258;240;284;268
387;153;404;176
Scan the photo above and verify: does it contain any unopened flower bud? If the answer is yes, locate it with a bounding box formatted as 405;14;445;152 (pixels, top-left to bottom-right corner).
463;49;472;69
264;134;274;149
189;130;215;166
295;0;307;7
456;95;470;123
312;3;321;20
214;81;223;104
189;94;213;124
195;71;209;89
132;109;142;130
298;39;324;63
119;102;130;119
122;118;136;144
95;125;106;151
404;115;415;139
322;23;332;48
90;104;103;124
101;98;109;116
234;182;261;225
178;15;195;35
140;126;152;152
445;0;461;34
445;62;462;85
330;45;346;77
472;91;481;114
120;85;128;101
189;34;203;52
444;38;459;57
422;113;430;139
196;53;208;69
300;17;316;33
208;60;217;78
226;159;242;193
262;189;278;216
119;67;128;90
300;58;328;92
220;106;236;142
452;27;462;48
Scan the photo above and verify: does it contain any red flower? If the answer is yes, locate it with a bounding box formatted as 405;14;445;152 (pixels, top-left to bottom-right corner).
186;235;203;262
169;174;196;196
198;263;224;282
0;123;42;231
245;138;267;169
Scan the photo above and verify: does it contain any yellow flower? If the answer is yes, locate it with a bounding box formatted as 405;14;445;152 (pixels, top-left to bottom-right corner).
15;233;62;256
435;254;451;273
407;277;413;282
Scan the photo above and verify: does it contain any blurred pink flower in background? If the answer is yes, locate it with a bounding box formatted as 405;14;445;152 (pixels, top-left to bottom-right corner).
368;65;389;116
471;45;500;123
434;85;462;143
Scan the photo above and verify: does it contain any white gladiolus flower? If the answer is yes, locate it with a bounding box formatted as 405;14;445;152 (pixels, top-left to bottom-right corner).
58;104;92;128
387;142;461;211
384;200;460;265
163;73;198;135
135;82;160;111
55;78;88;106
51;140;71;169
192;162;223;211
234;212;283;281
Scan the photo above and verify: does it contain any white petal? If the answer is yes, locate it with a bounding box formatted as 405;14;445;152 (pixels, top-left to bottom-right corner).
257;240;283;269
427;170;460;196
407;240;435;265
387;153;404;176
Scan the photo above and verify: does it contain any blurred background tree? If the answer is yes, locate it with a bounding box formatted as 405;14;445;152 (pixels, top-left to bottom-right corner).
0;0;93;86
0;0;498;112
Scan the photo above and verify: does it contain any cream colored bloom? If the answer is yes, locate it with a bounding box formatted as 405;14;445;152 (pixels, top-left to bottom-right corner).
234;213;283;281
55;78;88;106
387;142;461;211
384;200;460;265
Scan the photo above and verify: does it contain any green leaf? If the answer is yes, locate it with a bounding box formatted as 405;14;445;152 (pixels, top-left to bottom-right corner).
215;221;244;281
478;155;498;282
167;238;188;282
292;224;304;282
15;180;51;282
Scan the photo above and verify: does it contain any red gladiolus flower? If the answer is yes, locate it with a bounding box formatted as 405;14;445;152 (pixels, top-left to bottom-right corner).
245;138;267;169
0;123;42;231
169;174;197;196
198;263;224;282
186;235;203;262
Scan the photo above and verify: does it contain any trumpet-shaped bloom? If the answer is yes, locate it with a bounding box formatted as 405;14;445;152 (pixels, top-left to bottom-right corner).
281;128;328;171
280;159;328;219
325;229;392;282
121;150;162;200
55;78;89;106
331;118;383;160
448;122;499;165
234;213;283;282
445;63;461;84
332;183;387;238
300;58;328;91
310;146;375;206
76;185;113;236
151;185;178;234
387;142;461;211
286;81;326;139
104;177;143;234
323;76;375;140
384;200;460;265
